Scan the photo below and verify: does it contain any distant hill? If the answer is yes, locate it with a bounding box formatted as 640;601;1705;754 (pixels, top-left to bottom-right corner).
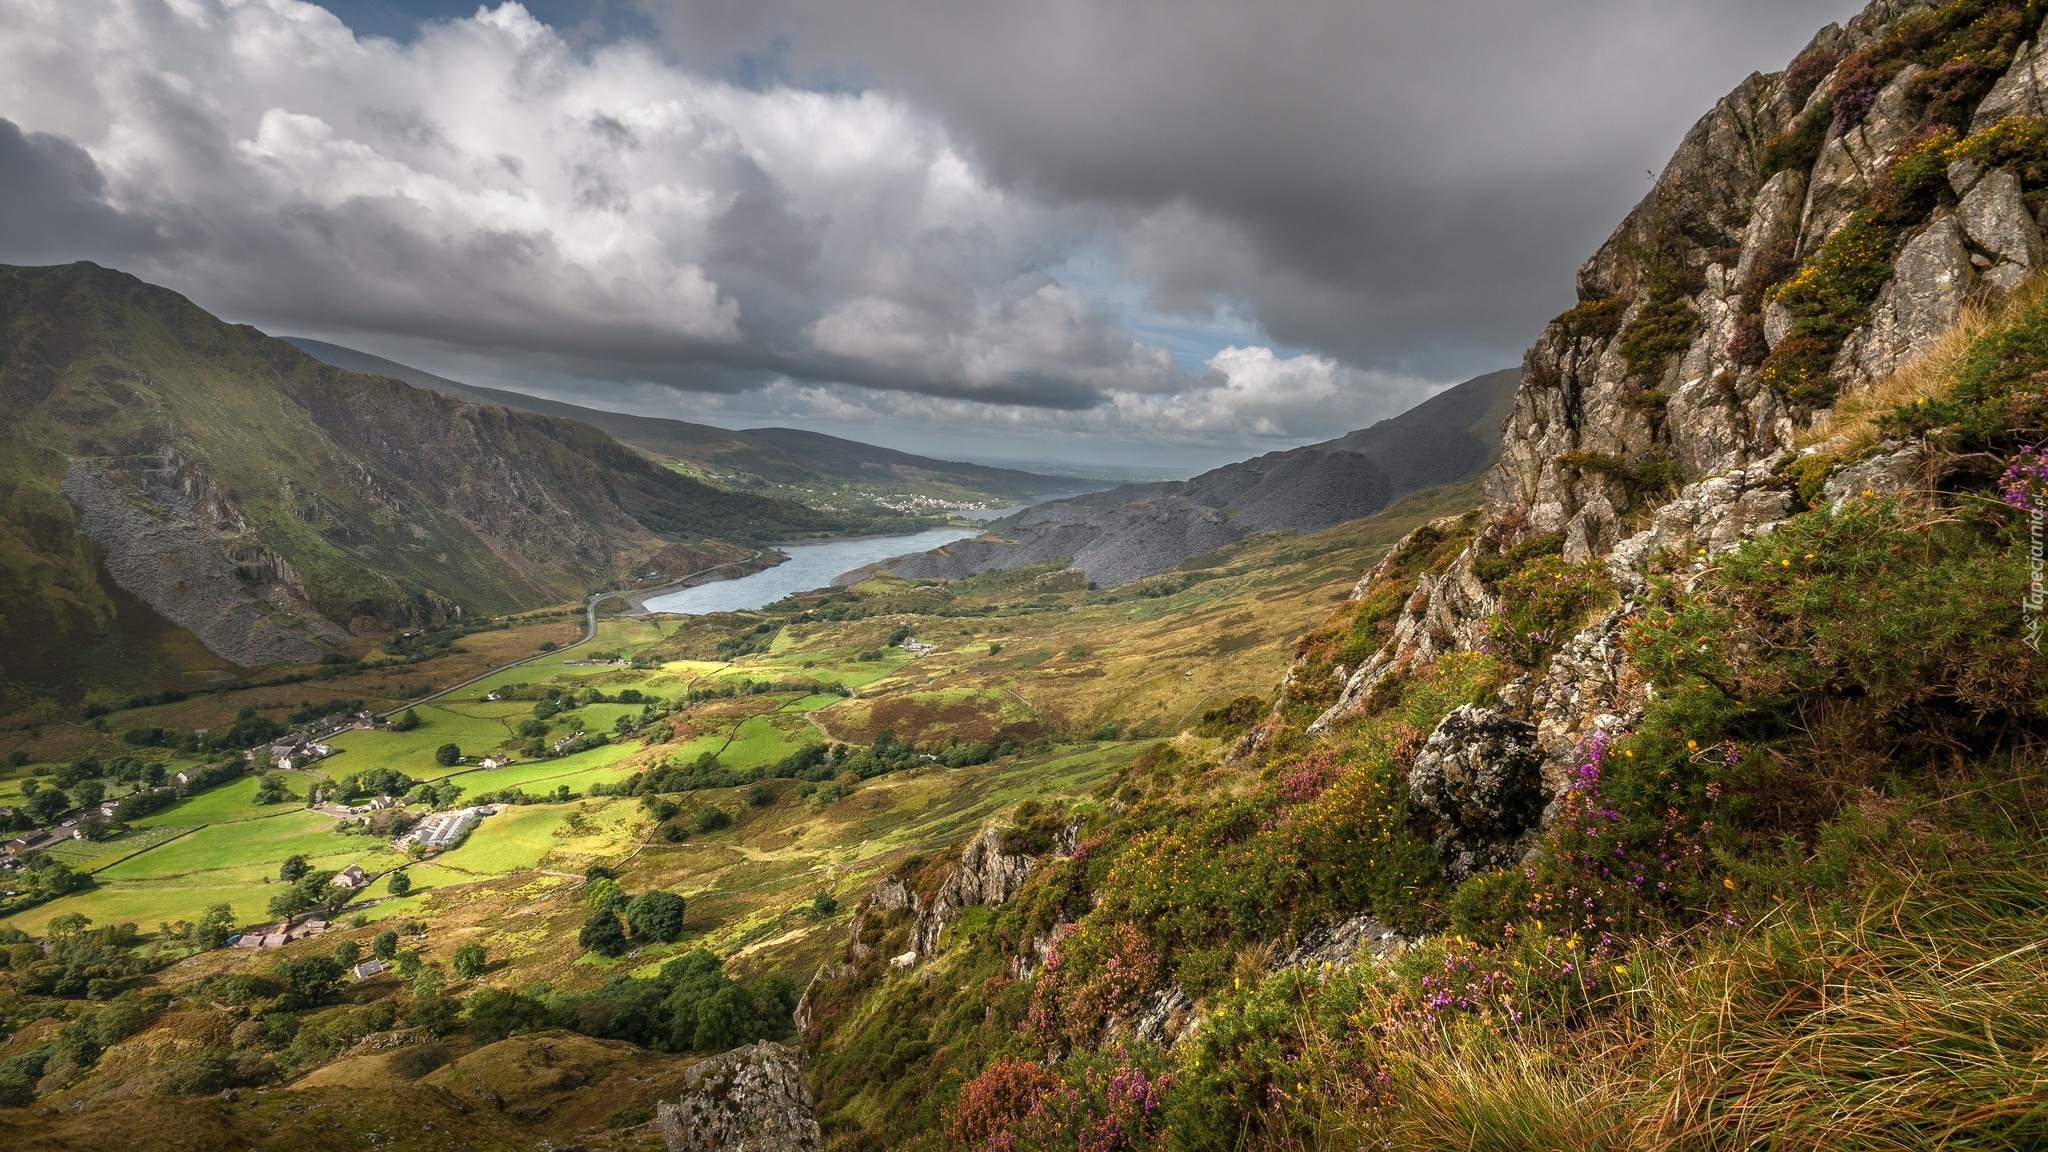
283;339;1084;504
0;262;851;709
881;368;1520;586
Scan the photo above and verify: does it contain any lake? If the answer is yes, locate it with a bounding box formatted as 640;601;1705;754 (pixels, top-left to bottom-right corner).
640;526;983;616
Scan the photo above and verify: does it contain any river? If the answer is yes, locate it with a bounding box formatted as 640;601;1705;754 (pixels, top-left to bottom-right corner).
641;525;985;616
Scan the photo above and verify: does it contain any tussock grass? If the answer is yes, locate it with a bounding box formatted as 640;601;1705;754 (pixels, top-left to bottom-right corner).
1309;773;2048;1152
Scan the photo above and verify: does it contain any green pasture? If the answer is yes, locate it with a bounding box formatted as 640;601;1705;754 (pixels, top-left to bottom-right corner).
0;879;266;937
450;741;637;794
39;824;196;871
100;810;374;882
324;705;515;779
428;806;572;878
129;770;323;828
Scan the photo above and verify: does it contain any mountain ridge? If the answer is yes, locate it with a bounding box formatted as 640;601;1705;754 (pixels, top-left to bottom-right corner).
0;262;848;710
877;367;1519;586
282;338;1086;504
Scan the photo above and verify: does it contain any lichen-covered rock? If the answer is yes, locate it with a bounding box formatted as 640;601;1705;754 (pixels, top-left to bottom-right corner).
1605;463;1796;593
1126;986;1194;1048
1409;705;1545;879
1836;218;1974;388
1972;31;2048;130
1270;914;1408;971
909;827;1040;958
658;1042;820;1152
1958;167;2040;270
1821;443;1925;510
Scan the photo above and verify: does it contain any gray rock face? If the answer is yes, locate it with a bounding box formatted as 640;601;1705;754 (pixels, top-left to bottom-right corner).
1126;986;1194;1048
908;827;1041;959
659;1042;819;1152
1270;914;1408;971
1820;443;1924;510
1799;63;1926;254
1408;705;1545;879
62;453;343;667
1836;218;1975;389
1972;32;2048;130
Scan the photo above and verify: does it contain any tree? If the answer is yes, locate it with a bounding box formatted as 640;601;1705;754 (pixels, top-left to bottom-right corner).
372;929;399;960
333;939;361;967
624;890;687;943
252;773;290;805
387;870;413;897
69;779;105;809
279;855;309;883
434;743;461;767
26;789;67;825
692;806;732;834
465;987;549;1043
391;708;420;732
274;955;343;1010
452;941;487;980
585;877;628;913
578;910;628;957
192;904;237;949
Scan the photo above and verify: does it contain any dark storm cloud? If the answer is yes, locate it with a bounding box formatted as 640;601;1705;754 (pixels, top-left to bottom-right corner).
0;0;1869;452
0;119;162;261
641;0;1865;375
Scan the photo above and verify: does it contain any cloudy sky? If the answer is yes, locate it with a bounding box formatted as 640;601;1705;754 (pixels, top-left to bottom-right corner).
0;0;1862;473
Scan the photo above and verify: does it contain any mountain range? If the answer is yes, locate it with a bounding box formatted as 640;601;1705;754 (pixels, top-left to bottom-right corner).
0;262;853;711
880;367;1518;586
282;339;1081;508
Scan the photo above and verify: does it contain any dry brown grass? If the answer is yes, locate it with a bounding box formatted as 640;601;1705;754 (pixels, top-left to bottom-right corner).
1804;271;2048;458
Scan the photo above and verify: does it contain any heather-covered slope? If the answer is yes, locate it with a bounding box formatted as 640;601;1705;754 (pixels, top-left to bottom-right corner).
881;368;1518;586
0;262;840;709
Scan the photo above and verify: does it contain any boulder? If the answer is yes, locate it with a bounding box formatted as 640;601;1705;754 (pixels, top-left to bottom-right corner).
658;1042;820;1152
1408;705;1545;879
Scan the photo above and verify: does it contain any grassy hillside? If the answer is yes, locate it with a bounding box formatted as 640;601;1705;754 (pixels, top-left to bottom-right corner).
285;339;1090;516
0;475;1472;1146
0;263;858;713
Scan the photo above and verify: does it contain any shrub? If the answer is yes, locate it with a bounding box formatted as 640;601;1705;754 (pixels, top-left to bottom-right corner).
1484;555;1611;668
1761;208;1899;408
451;942;487;980
1552;295;1628;340
625;890;688;943
578;911;629;958
692;806;732;834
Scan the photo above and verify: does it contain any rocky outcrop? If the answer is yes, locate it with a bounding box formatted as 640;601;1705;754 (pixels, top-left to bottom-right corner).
1271;914;1408;971
909;827;1041;959
1836;218;1975;388
62;455;341;667
1407;706;1546;880
1972;30;2048;130
658;1042;819;1152
1304;1;2022;877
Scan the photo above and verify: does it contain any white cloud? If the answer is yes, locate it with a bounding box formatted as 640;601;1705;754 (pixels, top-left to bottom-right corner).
0;0;1460;459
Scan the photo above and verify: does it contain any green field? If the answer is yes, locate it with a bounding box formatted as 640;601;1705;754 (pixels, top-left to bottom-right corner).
129;771;322;827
